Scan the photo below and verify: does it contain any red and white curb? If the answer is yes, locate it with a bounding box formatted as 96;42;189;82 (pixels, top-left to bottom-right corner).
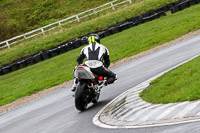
93;54;200;128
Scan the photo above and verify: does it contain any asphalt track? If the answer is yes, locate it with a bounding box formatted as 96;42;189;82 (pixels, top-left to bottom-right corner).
0;35;200;133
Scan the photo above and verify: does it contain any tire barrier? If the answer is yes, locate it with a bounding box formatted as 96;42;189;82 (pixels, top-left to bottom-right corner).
58;44;67;54
18;60;26;69
25;56;35;66
10;62;19;71
119;22;130;31
81;36;89;44
72;38;83;49
48;47;59;57
33;53;43;63
108;26;121;34
1;65;11;75
41;51;51;60
171;0;200;14
66;41;75;51
0;67;2;75
0;0;199;76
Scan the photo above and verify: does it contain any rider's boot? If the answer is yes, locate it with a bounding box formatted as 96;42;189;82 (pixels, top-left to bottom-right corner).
71;84;77;92
71;78;78;92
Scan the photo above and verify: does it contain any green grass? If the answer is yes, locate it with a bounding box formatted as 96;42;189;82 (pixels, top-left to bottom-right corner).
0;0;177;66
0;4;200;106
140;56;200;104
0;0;112;41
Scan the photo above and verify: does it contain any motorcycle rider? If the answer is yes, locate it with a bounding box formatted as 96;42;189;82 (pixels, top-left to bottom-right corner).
71;34;117;91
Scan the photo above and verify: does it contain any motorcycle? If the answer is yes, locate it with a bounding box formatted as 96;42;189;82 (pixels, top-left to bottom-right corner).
74;60;106;111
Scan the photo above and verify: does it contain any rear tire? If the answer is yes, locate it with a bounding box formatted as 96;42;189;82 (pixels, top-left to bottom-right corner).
75;82;88;111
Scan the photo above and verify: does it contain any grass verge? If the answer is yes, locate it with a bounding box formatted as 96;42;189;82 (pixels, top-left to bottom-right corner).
0;4;200;106
0;0;177;66
140;55;200;104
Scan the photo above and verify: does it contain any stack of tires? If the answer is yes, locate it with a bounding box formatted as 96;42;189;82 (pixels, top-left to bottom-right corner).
171;0;200;13
0;38;85;76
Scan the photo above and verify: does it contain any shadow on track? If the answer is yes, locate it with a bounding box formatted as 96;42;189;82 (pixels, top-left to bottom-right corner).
77;98;113;113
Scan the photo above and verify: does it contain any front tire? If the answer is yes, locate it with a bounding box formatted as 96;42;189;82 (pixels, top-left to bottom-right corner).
75;82;88;111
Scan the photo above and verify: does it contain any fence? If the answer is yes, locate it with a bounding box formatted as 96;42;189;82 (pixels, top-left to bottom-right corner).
0;0;132;50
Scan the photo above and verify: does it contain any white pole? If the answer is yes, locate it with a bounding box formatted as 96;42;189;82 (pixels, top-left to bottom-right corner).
76;15;80;22
93;9;97;15
128;0;132;3
6;41;10;48
23;34;27;39
58;22;63;29
111;2;115;10
41;28;45;35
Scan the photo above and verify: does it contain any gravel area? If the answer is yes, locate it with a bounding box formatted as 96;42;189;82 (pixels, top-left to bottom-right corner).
1;29;200;115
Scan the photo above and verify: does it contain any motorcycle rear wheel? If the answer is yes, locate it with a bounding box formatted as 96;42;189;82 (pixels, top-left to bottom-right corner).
75;82;88;111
